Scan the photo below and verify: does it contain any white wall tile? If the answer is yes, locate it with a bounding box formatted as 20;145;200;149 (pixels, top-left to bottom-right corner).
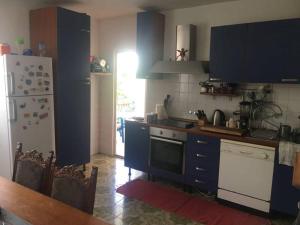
146;74;300;129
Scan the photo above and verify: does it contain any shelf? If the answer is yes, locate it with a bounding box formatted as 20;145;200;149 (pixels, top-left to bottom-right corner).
90;72;112;76
200;92;240;97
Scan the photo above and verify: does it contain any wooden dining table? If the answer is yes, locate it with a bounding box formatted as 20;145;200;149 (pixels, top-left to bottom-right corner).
0;176;110;225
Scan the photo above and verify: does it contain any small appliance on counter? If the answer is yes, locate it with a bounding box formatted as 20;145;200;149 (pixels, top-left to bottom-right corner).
212;109;225;126
239;101;251;129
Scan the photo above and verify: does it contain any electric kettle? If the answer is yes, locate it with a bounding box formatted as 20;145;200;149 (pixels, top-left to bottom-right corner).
212;110;225;126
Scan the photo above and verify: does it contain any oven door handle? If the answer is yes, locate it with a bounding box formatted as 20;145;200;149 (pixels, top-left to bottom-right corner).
150;136;184;145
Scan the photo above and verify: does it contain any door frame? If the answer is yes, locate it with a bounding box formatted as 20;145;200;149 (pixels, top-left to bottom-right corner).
112;50;147;157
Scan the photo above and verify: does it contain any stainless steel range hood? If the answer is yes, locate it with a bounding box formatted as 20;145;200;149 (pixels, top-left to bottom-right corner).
150;24;207;74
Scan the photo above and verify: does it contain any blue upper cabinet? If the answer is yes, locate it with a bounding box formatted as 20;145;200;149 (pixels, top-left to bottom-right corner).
209;24;247;82
136;12;164;79
209;18;300;83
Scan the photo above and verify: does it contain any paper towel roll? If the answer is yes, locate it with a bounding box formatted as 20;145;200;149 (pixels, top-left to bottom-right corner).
156;104;168;120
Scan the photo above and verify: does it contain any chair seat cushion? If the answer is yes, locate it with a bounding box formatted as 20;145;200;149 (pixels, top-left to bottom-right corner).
51;177;87;211
15;160;44;191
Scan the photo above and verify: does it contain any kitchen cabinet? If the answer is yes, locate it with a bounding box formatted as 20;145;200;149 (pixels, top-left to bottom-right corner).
136;11;164;79
271;149;300;216
245;19;299;83
209;18;300;83
185;134;220;193
30;7;91;166
209;24;247;82
124;121;150;172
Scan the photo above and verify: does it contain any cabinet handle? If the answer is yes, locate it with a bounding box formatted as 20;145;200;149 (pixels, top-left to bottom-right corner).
196;153;207;158
239;151;252;155
195;179;205;184
141;127;146;130
281;78;299;82
197;140;207;144
195;167;206;172
209;77;222;82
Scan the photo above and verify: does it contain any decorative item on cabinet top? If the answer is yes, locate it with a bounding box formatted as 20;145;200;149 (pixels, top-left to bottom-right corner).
150;24;208;75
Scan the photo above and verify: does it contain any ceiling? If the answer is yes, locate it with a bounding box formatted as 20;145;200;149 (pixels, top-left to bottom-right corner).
42;0;239;19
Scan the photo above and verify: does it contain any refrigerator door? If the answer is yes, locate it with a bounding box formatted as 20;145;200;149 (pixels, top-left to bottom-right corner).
7;95;55;161
3;55;53;97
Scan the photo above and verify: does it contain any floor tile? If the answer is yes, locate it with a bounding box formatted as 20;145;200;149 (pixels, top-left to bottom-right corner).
90;154;294;225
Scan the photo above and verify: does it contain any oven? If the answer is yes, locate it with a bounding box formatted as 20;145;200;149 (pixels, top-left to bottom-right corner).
149;127;187;175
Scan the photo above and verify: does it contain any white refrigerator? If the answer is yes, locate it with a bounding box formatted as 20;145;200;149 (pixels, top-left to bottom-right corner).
0;55;55;179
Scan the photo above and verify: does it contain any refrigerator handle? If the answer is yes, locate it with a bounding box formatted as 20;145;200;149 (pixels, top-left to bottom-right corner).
9;99;17;122
8;72;15;95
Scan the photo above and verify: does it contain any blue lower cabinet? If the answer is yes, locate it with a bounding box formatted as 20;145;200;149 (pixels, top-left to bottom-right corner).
185;134;220;193
271;149;300;216
124;121;149;172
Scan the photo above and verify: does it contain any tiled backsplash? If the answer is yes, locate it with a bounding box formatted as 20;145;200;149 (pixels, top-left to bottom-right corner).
145;74;300;129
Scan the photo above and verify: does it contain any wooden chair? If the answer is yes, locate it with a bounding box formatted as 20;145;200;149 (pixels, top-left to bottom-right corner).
12;142;54;195
50;165;98;214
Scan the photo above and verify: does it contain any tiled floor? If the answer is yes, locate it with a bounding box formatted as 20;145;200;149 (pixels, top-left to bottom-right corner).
88;154;294;225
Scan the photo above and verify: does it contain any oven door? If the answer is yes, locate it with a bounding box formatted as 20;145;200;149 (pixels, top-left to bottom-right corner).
150;136;185;175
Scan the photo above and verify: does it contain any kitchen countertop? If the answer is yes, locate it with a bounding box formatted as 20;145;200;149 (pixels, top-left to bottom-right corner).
126;119;279;148
0;177;110;225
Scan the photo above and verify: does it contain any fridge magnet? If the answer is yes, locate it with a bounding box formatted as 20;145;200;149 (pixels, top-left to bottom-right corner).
22;125;27;130
23;113;30;118
38;65;43;71
16;61;20;66
35;121;39;125
36;72;43;77
28;72;34;77
25;79;32;85
24;66;29;72
38;98;47;103
20;103;26;109
45;87;49;91
44;81;50;86
44;73;49;78
33;112;38;117
24;90;29;95
32;97;36;102
39;112;48;119
17;85;23;90
40;105;45;109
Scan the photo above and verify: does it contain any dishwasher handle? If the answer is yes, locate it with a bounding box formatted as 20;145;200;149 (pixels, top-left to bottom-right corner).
221;148;272;161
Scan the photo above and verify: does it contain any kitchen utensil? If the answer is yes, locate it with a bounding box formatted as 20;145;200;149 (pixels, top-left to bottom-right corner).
212;109;225;126
146;113;158;123
279;124;292;140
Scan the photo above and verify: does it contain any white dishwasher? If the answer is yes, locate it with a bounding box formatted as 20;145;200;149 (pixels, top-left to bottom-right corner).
218;139;275;213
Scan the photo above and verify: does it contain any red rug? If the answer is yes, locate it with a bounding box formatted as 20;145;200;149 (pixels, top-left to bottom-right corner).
116;179;271;225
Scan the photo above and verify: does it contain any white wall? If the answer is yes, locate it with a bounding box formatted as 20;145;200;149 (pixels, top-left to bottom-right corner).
96;15;137;155
0;0;46;52
146;0;300;129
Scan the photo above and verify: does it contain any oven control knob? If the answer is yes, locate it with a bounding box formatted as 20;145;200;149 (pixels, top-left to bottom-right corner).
172;133;176;138
160;130;163;135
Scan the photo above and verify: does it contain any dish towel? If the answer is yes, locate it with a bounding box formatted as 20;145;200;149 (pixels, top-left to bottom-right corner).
279;141;300;166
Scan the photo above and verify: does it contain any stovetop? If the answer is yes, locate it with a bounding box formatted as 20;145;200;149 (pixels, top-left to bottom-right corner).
154;119;194;129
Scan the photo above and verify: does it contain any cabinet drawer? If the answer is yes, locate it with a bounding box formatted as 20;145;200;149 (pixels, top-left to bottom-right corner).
188;134;220;153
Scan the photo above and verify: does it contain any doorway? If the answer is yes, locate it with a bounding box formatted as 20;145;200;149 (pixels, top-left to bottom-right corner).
115;51;145;157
